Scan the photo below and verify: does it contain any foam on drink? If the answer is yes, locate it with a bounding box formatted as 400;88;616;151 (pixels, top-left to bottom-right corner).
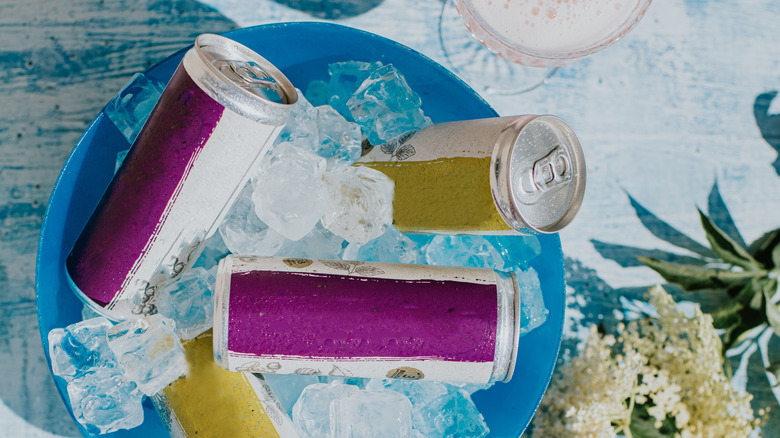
469;0;641;53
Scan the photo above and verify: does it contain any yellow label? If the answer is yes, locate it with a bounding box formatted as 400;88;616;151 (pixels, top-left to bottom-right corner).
160;331;281;438
359;157;512;232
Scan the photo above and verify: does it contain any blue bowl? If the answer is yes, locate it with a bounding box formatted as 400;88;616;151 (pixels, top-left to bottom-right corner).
36;22;564;437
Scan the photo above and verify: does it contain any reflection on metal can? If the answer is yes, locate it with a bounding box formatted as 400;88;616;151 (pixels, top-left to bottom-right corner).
152;331;299;438
213;255;524;384
357;115;586;234
66;34;297;320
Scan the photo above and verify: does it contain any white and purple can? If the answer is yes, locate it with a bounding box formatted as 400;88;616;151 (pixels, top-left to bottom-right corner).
67;34;297;320
213;255;522;384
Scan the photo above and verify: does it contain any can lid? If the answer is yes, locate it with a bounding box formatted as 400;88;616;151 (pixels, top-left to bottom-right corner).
185;34;297;124
493;115;586;233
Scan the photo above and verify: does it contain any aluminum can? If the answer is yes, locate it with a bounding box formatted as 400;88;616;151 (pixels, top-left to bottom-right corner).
213;255;522;384
152;331;299;438
66;34;297;320
356;115;586;234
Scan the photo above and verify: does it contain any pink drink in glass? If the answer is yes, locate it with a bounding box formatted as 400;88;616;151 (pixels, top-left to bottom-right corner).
455;0;652;67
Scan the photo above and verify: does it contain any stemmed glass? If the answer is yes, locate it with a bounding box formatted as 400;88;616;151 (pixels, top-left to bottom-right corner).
439;0;653;94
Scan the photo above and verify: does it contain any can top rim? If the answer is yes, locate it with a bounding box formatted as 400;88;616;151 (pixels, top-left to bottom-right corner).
519;115;585;233
493;115;586;233
503;270;522;383
191;33;298;113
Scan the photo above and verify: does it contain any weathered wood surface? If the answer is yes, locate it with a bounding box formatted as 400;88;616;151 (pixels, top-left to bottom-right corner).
0;1;236;435
1;0;779;436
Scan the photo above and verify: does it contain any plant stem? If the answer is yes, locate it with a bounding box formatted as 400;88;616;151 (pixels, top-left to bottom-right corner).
620;375;639;438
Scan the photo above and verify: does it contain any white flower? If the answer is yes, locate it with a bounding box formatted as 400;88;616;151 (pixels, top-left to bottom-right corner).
530;286;760;438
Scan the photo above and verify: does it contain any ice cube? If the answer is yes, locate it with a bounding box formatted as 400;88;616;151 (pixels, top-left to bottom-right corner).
346;65;431;145
276;221;346;260
314;105;363;169
253;144;328;241
318;376;370;388
305;80;329;107
420;389;489;438
424;235;505;270
104;72;166;144
115;149;129;173
106;314;187;395
327;61;384;120
48;317;118;381
155;266;215;340
368;380;489;437
192;233;231;271
48;319;144;433
264;374;320;417
277;92;362;169
293;381;360;438
515;267;549;334
320;166;394;245
366;379;448;407
278;93;319;145
67;367;144;435
342;226;423;265
484;235;542;271
447;381;494;396
219;183;286;256
331;390;413;438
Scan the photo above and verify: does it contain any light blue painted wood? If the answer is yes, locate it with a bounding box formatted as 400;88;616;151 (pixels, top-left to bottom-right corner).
0;1;237;436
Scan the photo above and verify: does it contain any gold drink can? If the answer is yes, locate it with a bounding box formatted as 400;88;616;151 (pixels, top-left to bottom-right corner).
356;115;585;234
152;331;299;437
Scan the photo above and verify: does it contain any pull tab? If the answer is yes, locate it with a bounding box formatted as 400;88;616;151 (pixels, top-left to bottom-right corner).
516;146;571;202
533;146;571;191
212;59;285;103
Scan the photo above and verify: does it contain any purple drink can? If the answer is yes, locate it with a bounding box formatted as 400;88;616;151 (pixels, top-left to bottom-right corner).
67;34;297;320
213;255;523;384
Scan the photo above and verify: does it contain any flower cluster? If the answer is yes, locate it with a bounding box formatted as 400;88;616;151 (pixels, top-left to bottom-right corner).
531;285;761;438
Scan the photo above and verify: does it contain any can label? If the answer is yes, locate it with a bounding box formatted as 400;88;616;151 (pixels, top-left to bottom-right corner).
360;116;516;162
67;36;296;320
215;256;508;384
357;117;523;234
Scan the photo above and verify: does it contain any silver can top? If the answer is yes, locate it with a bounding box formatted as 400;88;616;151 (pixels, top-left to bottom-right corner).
493;115;586;233
184;33;297;124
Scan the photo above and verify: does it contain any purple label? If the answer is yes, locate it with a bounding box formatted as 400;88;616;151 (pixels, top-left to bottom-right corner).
227;270;498;363
67;65;224;305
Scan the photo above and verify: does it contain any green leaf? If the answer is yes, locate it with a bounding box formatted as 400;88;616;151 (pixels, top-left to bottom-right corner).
638;257;756;291
699;209;760;271
734;278;763;308
710;299;744;329
773;242;780;269
721;307;765;352
628;403;679;438
749;285;764;310
748;228;780;268
767;360;780;388
763;277;780;335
